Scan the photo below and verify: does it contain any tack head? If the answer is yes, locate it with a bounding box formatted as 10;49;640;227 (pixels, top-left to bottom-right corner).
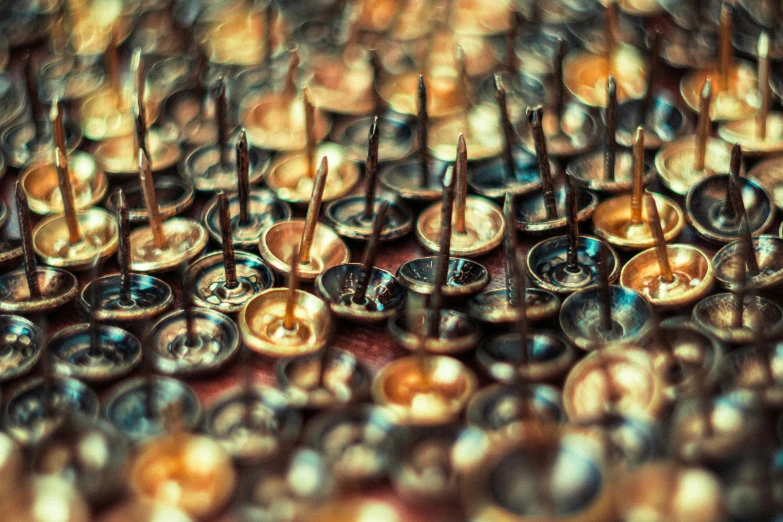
48;323;142;383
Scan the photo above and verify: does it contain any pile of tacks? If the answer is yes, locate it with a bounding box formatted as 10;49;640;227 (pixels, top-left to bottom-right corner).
0;0;783;520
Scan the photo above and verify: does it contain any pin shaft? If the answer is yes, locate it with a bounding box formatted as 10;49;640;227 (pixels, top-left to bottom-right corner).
427;167;455;338
597;242;613;333
757;32;771;140
237;130;250;225
497;76;518;184
604;77;617;182
219;192;238;290
630;127;645;224
54;148;81;244
354;202;389;304
417;75;430;188
646;193;674;282
298;157;329;265
214;78;229;169
694;79;712;171
16;183;40;299
138;150;167;249
455;134;468;235
304;87;316;179
364;117;380;220
117;190;132;306
284;247;300;331
565;174;579;271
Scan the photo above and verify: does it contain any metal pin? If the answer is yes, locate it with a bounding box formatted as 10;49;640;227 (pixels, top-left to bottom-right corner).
729;158;761;275
88;262;102;357
605;0;618;58
733;220;747;329
503;193;518;307
554;37;567;133
16;183;40;299
132;49;148;159
757;32;770;140
565;174;579;273
218;192;238;290
726;143;744;224
106;27;122;104
54;148;80;245
242;346;256;431
597;241;613;333
24;53;44;138
719;2;733;91
304;87;315;179
505;10;520;75
117;190;132;307
134;97;148;161
639;26;661;126
353;201;389;304
646;193;674;283
50;99;67;157
369;48;384;118
284;247;300;331
283;47;300;99
417;74;430;188
41;320;55;418
364;116;380;220
496;74;517;183
427;166;455;338
262;2;275;67
138;150;166;250
694;79;712;171
455;134;468;235
604;76;617;182
527;106;557;219
298;157;329;265
237;130;250;226
630;127;645;225
456;46;471;134
182;265;197;347
214;77;229;169
131;47;144;109
507;212;527;366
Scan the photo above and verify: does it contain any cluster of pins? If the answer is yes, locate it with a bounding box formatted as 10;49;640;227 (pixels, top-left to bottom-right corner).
2;0;783;520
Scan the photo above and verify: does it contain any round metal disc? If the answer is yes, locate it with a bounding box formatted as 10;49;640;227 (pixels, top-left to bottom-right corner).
32;208;119;270
202;189;292;250
467;147;545;199
560;285;653;351
147;308;240;376
129;218;208;273
397;256;490;297
92;130;181;175
147;55;199;102
467;287;561;324
615;93;691;149
388;309;481;354
476;330;577;383
416;196;505;257
335;115;416;163
38;54;104;103
204;385;302;462
0;267;79;314
182;143;271;192
378;159;450;202
4;376;99;446
103;376;202;442
49;323;142;383
0;120;82;169
0;314;42;383
0;72;25;128
0;239;22;271
685;174;774;244
566;151;655;193
693;293;783;344
276;348;372;410
518;103;599;158
713;235;783;291
324;197;413;241
466;383;564;432
19;151;107;215
105;176;195;224
161;87;220;148
316;264;405;323
187;251;275;313
526;235;620;294
513;185;598;233
80;273;173;322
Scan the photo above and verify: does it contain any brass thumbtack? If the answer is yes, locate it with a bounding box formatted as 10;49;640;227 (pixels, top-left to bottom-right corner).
390;425;461;502
266;89;359;205
20;100;104;216
147;267;241;376
466;382;564;436
693;221;783;343
0;315;43;383
49;269;142;383
276;347;372;410
686;144;774;243
467;76;545;199
615;27;690;149
568;76;654;193
563;344;666;422
325;116;413;241
656;79;737;195
389;168;480;354
560;241;653;350
80;190;172;322
475;214;575;383
240;246;333;357
241;48;331;151
5;371;100;447
378;65;465;119
379;75;449;202
570;0;646;53
468;194;562;325
718;33;783;155
103;371;201;443
527;174;620;294
520;37;598;158
105;175;195;225
129;150;208;273
91;50;180;176
305;42;375;116
317;202;405;323
32;148;118;270
129;418;236;519
202;130;291;250
416;135;504;257
204;348;302;462
1;54;82;168
0;184;78;313
713;229;783;292
182;78;271;192
621;193;715;308
189;192;274;313
396;255;490;298
680;2;759;121
513;106;598;233
593;127;684;250
260;157;349;281
748;155;783;211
